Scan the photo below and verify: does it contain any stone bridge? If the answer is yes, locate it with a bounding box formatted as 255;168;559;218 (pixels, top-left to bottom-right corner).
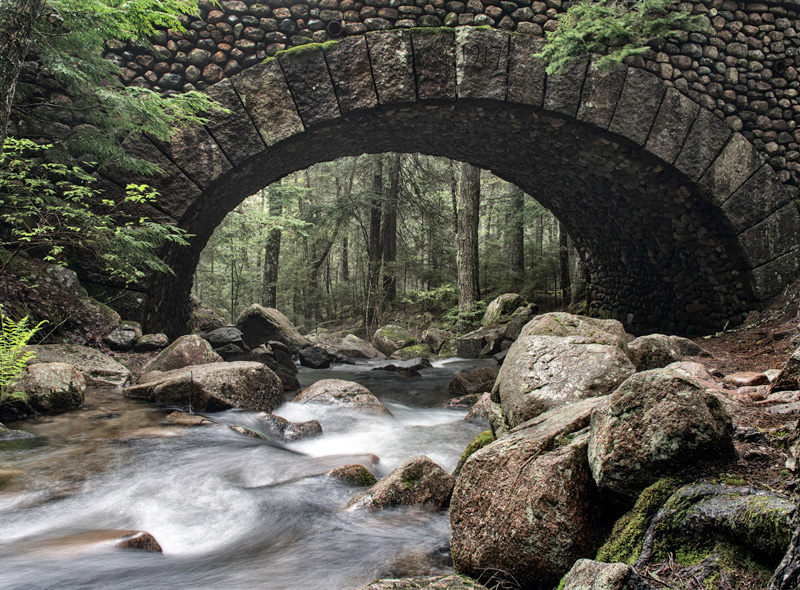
93;0;800;337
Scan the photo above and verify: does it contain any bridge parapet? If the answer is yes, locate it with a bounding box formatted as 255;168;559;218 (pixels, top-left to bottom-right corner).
104;0;800;195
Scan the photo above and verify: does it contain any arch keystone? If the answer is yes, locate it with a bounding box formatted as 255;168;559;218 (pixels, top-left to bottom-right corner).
455;27;510;101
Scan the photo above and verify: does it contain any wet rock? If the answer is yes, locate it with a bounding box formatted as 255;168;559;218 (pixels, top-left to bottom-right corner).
503;305;537;341
0;423;38;442
330;334;386;360
355;575;488;589
299;346;332;369
163;411;212;426
203;326;246;350
260;412;322;441
561;559;655;589
373;358;432;374
519;312;629;352
25;344;131;387
14;362;85;414
374;324;417;357
126;361;285;412
142;334;222;374
482;293;526;327
449;366;497;396
236;304;310;354
465;392;491;424
348;455;454;511
37;530;163;554
454;326;506;358
134;333;169;352
102;321;142;351
116;531;163;552
772;345;800;393
589;368;735;504
451;398;604;589
326;464;377;487
422;328;453;354
493;334;635;428
390;344;434;360
723;371;770;388
627;334;683;371
294;379;391;414
214;343;244;358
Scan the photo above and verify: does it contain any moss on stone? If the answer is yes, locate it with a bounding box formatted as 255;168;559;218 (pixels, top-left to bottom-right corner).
269;39;341;62
454;430;494;477
390;344;432;359
596;477;683;564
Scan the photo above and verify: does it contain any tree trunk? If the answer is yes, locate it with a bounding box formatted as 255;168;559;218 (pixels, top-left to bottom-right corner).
341;235;349;282
509;185;525;289
559;220;571;303
366;156;383;331
0;0;41;157
457;162;480;324
261;187;282;308
381;153;400;304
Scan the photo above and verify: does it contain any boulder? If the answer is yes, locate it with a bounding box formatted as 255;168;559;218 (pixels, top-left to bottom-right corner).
142;334;222;375
665;361;714;382
503;306;536;341
451;398;605;589
134;333;169;352
325;464;378;487
293;379;391;414
299;346;332;369
236;304;310;354
455;326;506;359
331;334;386;360
373;325;417;357
190;299;227;333
373;358;432;373
115;531;163;552
465;392;491;423
520;312;629;352
13;362;85;413
588;368;735;503
723;371;770;388
482;293;526;327
125;361;285;412
390;344;434;360
453;429;494;477
355;576;488;590
449;366;498;396
203;326;246;350
423;328;453;354
669;335;712;357
348;455;455;511
627;334;683;371
442;394;482;409
228;344;300;391
0;423;38;442
772;346;800;393
487;400;506;438
260;413;322;441
102;321;142;351
561;559;655;590
25;344;131;386
492;334;635;428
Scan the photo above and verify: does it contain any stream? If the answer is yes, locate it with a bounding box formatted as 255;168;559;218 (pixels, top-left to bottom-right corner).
0;358;492;590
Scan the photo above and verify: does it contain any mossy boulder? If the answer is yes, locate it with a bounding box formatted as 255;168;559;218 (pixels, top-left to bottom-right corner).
14;362;85;414
25;344;131;387
329;334;386;360
390;343;433;360
326;464;378;487
560;559;655;590
347;455;455;511
355;576;488;590
102;321;142;352
423;328;454;354
373;324;417;357
141;334;222;375
134;333;169;352
481;293;526;327
589;368;736;504
454;430;494;477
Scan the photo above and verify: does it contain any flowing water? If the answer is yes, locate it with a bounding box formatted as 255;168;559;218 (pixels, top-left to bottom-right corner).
0;358;493;590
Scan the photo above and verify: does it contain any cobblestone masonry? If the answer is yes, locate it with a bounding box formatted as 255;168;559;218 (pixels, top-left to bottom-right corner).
92;22;800;337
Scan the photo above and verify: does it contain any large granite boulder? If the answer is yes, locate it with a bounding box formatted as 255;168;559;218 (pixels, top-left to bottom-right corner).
293;379;390;414
25;344;131;386
451;398;605;589
627;334;683;371
236;304;310;354
455;326;506;359
561;559;656;590
125;361;285;412
203;326;246;350
449;366;498;396
102;321;142;352
13;362;85;414
133;333;169;352
492;334;635;428
299;346;332;369
355;576;488;590
373;325;417;357
228;343;300;391
589;368;735;503
330;334;386;360
481;293;526;327
465;392;491;424
669;335;712;357
422;328;453;354
772;345;800;393
142;334;222;375
519;312;629;351
347;455;455;511
190;298;227;333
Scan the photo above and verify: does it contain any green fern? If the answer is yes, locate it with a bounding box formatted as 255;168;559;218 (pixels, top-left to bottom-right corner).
0;306;46;411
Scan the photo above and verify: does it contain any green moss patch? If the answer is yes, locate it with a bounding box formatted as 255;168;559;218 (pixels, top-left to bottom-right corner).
454;430;494;477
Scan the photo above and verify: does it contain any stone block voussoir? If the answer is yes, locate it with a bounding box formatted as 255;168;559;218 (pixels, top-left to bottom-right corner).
673;108;731;182
412;29;457;100
153;122;232;189
543;56;588;118
507;35;545;107
720;164;793;234
204;78;266;166
455;27;510;101
645;86;700;165
608;67;665;147
698;132;763;207
324;36;378;113
737;203;800;271
576;62;627;130
278;45;341;127
366;30;416;105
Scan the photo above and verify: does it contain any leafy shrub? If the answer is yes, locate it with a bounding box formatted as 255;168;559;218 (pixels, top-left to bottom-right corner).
0;305;45;413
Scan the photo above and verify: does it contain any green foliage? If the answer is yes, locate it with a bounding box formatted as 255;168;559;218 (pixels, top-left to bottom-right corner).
537;0;701;75
0;138;189;284
13;0;221;173
0;305;45;411
402;284;458;313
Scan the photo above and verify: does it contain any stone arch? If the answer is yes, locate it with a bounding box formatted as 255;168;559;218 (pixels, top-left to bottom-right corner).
97;27;800;337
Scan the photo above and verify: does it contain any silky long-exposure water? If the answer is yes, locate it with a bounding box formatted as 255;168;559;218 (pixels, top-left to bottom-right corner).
0;358;492;590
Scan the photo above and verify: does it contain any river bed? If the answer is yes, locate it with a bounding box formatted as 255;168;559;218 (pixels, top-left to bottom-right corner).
0;357;492;590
